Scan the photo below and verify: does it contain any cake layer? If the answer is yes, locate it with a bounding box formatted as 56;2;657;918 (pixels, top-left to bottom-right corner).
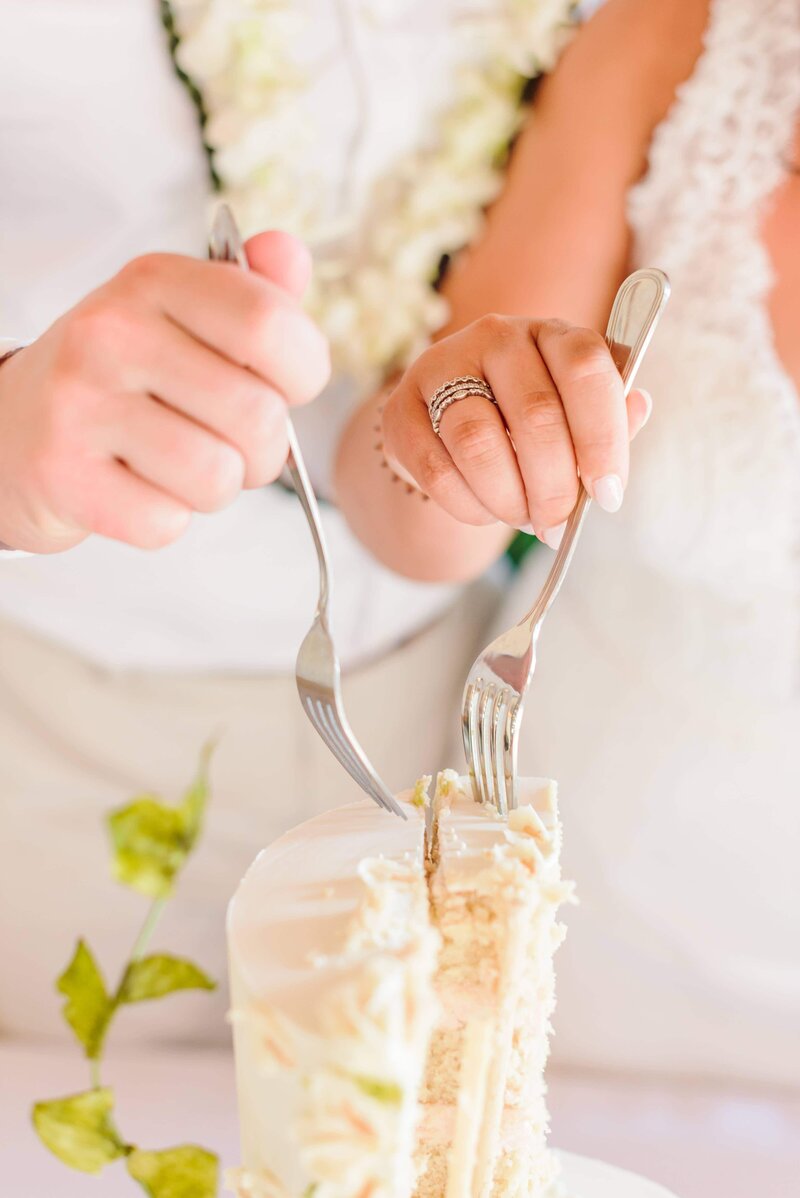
228;774;573;1198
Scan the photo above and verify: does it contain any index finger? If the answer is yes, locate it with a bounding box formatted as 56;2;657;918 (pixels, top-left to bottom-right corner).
118;254;330;405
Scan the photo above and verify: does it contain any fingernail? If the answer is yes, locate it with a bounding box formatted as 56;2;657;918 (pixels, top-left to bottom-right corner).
515;524;535;536
541;521;567;550
639;389;654;427
593;474;624;513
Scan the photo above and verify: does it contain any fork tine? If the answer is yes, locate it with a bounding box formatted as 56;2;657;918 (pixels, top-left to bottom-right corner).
490;687;511;817
504;698;521;812
477;683;497;810
302;695;383;805
328;724;399;814
462;680;481;804
304;694;404;817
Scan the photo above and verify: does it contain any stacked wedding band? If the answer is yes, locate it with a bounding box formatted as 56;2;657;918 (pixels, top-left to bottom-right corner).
428;375;497;436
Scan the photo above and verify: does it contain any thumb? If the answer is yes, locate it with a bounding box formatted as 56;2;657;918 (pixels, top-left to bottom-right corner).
244;231;313;299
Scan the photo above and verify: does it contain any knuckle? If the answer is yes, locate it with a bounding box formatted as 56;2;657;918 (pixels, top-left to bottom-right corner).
531;488;578;526
559;328;615;382
515;389;567;439
476;312;514;344
580;429;619;458
447;414;502;467
116;253;167;292
474;313;512;342
59;299;133;367
538;317;572;339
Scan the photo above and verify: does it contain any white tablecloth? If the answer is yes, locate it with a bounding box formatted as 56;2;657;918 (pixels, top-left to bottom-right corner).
1;1042;797;1197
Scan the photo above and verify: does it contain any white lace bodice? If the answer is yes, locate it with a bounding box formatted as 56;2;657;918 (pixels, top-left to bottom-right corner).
614;0;800;697
497;0;800;1087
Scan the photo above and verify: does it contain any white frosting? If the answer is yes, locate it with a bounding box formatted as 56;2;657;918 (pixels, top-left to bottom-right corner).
228;799;424;1030
228;778;570;1197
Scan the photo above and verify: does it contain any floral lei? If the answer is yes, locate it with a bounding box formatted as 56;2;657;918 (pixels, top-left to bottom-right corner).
163;0;576;387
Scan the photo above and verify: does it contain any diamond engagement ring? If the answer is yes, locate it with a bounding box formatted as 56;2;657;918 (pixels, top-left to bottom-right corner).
427;375;498;436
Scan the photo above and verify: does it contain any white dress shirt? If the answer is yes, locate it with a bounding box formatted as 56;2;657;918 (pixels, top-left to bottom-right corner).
0;0;462;671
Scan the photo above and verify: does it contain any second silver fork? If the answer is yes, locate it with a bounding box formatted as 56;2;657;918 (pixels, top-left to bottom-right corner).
209;204;405;820
462;268;671;815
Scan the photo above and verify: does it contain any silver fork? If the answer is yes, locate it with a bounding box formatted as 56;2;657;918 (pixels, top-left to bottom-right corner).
462;267;671;815
209;204;405;819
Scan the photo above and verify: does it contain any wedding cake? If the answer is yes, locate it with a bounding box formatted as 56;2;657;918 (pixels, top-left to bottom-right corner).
227;773;678;1198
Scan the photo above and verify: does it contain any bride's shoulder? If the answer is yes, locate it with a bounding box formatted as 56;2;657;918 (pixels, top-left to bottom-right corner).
541;0;711;169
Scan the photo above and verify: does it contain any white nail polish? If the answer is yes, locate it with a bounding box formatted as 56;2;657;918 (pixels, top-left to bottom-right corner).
593;474;624;513
515;524;535;535
639;389;654;427
541;521;567;550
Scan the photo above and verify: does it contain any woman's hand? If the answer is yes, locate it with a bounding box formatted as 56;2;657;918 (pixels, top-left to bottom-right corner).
0;233;330;554
382;314;651;548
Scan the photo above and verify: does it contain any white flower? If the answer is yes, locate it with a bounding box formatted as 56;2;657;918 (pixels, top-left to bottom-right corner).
167;0;576;382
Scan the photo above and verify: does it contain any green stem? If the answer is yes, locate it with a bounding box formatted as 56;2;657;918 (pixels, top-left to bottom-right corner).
88;897;168;1087
129;898;167;965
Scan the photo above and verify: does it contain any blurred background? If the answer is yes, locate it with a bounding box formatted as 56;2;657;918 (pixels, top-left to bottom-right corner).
1;1;798;1196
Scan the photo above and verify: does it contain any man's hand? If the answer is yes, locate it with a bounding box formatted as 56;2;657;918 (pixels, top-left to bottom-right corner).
0;232;330;553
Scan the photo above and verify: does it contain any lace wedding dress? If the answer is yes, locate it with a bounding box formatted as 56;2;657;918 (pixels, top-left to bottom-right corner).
501;0;800;1086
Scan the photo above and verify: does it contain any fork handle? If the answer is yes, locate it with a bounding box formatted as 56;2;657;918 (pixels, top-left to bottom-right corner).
523;268;671;632
208;205;334;617
283;424;333;614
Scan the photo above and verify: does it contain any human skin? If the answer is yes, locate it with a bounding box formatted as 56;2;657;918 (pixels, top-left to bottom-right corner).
3;0;795;574
0;232;330;553
335;0;725;581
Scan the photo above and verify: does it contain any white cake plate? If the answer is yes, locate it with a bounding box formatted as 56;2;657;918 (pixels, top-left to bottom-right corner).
559;1151;678;1197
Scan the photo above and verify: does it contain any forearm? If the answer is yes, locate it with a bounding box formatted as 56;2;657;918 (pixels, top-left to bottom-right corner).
334;388;511;583
337;0;686;579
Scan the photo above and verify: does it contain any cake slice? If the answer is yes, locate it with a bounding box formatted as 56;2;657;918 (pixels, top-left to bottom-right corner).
227;772;574;1198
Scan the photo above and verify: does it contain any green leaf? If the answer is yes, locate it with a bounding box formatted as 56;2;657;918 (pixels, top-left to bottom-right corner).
57;940;112;1059
32;1088;127;1174
120;955;216;1004
127;1145;219;1198
108;796;190;899
352;1075;403;1105
107;744;215;899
